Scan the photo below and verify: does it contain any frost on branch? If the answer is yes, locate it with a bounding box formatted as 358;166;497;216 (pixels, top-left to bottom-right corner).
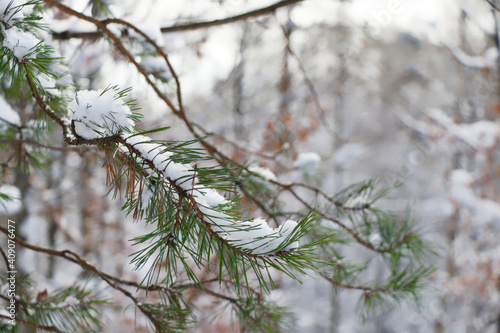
125;135;300;255
69;88;135;140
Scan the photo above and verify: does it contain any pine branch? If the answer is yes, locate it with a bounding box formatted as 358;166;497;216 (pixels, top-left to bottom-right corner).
1;1;437;328
20;41;318;281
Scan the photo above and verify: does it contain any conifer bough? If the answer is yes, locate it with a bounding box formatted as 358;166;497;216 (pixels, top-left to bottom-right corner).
68;86;302;255
0;0;436;331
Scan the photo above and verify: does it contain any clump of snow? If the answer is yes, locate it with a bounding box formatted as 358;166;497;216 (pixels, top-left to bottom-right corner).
1;0;39;59
193;186;227;207
0;184;22;215
196;186;299;254
0;95;21;126
294;152;321;174
125;135;300;255
2;26;40;60
69;89;134;139
126;135;164;159
126;135;195;189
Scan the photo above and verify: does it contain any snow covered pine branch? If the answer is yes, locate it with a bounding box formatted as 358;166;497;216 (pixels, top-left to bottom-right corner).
68;87;301;256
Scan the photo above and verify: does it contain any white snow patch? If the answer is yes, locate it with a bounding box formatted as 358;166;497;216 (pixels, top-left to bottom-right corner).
126;135;196;188
38;73;57;91
2;26;40;60
69;89;134;139
193;187;227;207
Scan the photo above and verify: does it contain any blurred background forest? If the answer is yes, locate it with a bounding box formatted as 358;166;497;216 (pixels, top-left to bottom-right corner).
1;0;500;332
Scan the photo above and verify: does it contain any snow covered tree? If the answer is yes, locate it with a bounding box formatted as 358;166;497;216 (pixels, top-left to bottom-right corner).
0;0;438;331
